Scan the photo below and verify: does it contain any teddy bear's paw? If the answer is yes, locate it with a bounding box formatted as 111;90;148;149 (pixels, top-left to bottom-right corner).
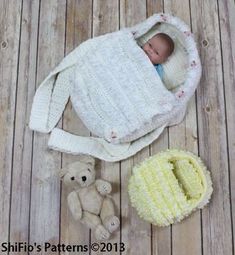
100;183;112;195
103;215;120;233
95;225;110;241
96;180;112;195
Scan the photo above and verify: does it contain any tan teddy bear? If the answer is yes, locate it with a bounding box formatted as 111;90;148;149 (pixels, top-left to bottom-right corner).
59;156;120;240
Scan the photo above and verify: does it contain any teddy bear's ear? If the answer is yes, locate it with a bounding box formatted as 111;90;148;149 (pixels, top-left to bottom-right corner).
58;168;68;179
79;155;95;167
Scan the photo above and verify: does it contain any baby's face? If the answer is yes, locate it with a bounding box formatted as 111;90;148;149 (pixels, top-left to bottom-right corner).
142;35;170;64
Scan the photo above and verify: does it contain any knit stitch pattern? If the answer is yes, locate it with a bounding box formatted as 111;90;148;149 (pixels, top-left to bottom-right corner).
71;30;175;143
29;13;202;161
128;149;213;226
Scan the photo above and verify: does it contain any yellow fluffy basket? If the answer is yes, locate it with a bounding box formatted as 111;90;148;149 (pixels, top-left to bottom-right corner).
128;149;213;226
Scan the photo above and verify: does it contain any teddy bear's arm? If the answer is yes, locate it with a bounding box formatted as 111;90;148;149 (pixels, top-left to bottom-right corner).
67;191;82;220
95;179;112;195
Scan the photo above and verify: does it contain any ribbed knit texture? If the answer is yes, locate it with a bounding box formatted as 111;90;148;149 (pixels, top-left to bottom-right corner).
48;125;166;162
29;13;202;161
128;149;213;226
71;30;175;143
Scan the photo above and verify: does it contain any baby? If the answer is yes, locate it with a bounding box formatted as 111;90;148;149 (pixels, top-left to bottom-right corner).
141;33;174;79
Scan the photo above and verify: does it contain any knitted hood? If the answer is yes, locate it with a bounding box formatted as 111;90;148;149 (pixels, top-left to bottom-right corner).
29;13;201;162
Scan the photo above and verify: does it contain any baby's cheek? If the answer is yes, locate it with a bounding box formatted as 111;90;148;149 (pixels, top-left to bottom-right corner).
151;54;159;64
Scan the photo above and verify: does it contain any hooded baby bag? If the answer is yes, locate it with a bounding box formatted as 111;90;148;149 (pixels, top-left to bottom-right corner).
29;13;202;162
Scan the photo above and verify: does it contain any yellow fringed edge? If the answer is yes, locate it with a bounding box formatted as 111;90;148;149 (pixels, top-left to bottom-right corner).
128;149;213;226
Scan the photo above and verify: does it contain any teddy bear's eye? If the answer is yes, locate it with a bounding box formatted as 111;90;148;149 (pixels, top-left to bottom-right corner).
87;169;91;172
70;176;75;181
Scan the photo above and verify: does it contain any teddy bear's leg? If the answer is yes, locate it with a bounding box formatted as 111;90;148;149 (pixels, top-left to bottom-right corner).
81;211;110;241
100;197;120;234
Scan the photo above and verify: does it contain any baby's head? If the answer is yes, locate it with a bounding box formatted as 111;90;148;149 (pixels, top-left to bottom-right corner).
142;33;174;64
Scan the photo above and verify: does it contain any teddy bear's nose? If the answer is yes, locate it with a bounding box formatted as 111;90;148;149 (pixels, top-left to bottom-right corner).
82;176;87;182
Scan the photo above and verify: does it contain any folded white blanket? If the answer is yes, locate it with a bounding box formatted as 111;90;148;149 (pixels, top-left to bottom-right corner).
29;13;201;162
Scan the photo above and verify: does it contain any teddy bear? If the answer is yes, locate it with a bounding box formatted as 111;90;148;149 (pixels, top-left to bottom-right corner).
59;156;120;240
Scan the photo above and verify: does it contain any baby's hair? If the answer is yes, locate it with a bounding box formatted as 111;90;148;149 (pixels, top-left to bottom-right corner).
154;33;175;57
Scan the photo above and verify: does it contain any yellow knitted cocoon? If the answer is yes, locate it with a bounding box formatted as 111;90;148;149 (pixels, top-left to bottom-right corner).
128;149;213;226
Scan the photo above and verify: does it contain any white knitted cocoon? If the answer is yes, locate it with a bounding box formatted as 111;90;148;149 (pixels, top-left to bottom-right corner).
29;13;201;162
71;30;176;143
